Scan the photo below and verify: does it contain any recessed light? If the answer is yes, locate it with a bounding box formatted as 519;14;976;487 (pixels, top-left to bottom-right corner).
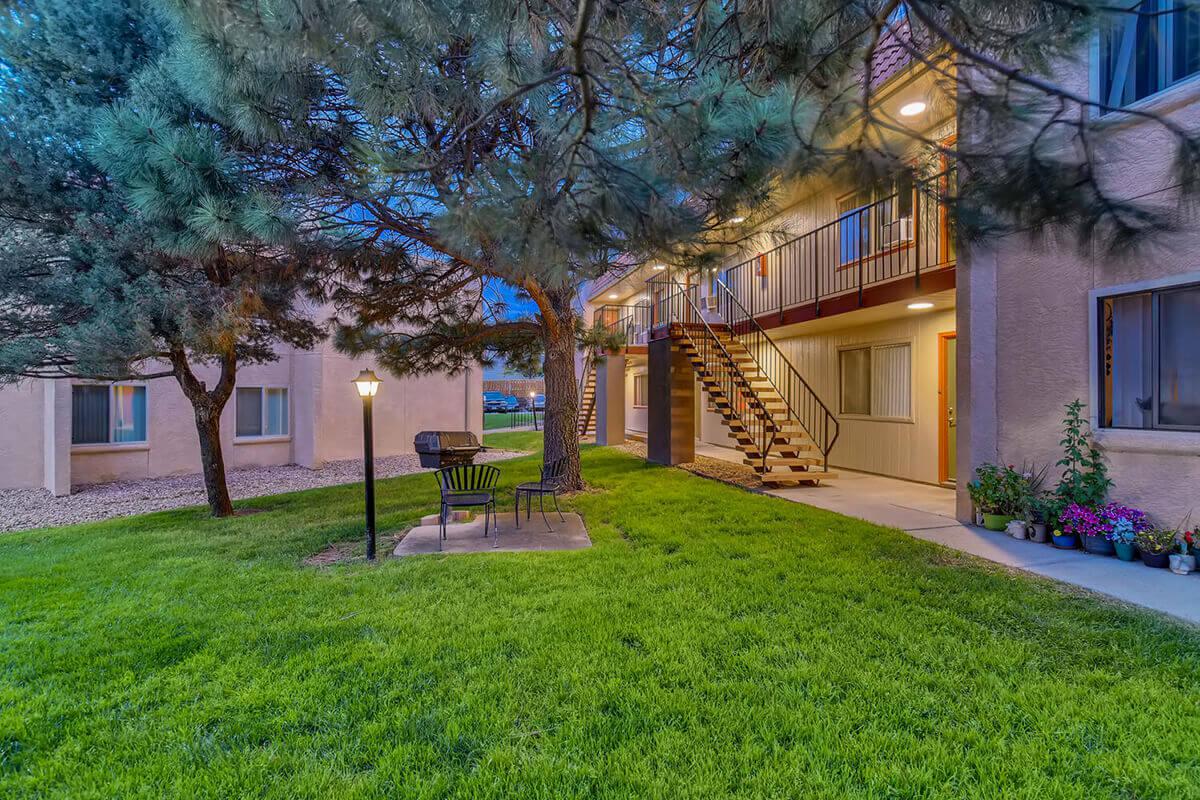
907;301;934;310
652;264;666;271
729;216;746;224
608;293;619;299
899;101;927;117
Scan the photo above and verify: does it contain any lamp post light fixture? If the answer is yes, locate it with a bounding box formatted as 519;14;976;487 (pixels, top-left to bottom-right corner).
353;369;382;561
529;390;539;431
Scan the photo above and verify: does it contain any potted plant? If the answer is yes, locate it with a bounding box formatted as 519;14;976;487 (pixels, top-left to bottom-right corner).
1109;518;1138;562
1060;503;1113;556
972;463;1013;531
1099;502;1147;563
1025;494;1054;543
966;479;985;526
1169;529;1196;576
1136;527;1176;569
1051;527;1077;549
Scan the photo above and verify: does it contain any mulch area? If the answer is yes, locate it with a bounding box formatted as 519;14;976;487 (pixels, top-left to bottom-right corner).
614;441;766;492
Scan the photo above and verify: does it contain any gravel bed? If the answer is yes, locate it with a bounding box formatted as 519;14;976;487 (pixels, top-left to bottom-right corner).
615;441;765;491
0;449;522;533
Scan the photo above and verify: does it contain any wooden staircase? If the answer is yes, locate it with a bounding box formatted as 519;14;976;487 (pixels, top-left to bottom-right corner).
576;356;597;438
669;323;837;486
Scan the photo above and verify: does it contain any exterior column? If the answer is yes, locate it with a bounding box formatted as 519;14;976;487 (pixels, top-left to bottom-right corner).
42;380;71;496
647;338;694;465
595;353;626;446
956;243;999;521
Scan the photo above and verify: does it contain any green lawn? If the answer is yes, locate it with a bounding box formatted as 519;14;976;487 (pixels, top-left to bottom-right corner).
1;433;1198;798
484;412;535;430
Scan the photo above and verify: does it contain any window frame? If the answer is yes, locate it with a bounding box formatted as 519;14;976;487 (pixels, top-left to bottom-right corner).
1097;279;1200;432
71;382;149;448
1093;1;1200;114
234;385;291;440
837;339;915;423
632;373;649;408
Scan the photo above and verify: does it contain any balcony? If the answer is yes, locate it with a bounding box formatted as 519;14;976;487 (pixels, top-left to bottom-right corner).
592;302;652;349
654;170;956;334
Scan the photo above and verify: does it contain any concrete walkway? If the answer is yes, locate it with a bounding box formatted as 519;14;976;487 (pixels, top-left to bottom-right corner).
694;442;1200;624
395;511;590;556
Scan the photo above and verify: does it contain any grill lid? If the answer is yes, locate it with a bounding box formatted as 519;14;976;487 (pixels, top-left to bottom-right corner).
414;430;482;453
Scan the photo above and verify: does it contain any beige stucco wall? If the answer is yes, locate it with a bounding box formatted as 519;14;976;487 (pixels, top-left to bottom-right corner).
963;49;1200;524
768;309;956;484
0;382;45;489
0;340;483;491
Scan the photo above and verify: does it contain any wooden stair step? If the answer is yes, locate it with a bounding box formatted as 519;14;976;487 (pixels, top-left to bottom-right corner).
760;469;838;484
745;456;824;468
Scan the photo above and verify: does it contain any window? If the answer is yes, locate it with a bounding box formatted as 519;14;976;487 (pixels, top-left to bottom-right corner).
1099;1;1200;108
839;343;912;419
633;373;648;407
837;175;916;266
72;384;147;445
236;387;289;438
838;191;871;265
1101;283;1200;429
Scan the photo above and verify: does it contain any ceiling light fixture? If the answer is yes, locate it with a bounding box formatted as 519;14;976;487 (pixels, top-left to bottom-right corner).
729;216;746;224
653;264;667;270
907;301;934;310
899;100;927;117
608;293;619;299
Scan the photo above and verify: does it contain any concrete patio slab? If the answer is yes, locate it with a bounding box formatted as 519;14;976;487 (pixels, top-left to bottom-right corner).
394;511;590;556
690;440;1200;624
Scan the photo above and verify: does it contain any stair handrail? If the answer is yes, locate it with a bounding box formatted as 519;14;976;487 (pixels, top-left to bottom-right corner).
713;277;841;469
652;276;778;469
576;343;596;435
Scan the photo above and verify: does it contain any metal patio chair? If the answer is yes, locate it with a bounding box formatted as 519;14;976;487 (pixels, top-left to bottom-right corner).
433;464;500;550
514;457;567;531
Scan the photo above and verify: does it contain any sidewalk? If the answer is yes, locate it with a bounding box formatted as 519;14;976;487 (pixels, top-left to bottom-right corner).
694;442;1200;624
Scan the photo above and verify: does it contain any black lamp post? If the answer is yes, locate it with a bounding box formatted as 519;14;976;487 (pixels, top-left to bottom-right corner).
529;391;539;431
353;369;382;561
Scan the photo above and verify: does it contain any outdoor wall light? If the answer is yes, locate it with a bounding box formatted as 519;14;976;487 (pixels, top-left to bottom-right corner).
907;301;934;310
352;368;381;560
899;100;927;117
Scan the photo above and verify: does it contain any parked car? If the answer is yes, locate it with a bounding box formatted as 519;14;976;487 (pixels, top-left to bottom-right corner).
503;395;521;411
533;394;545;410
483;392;508;413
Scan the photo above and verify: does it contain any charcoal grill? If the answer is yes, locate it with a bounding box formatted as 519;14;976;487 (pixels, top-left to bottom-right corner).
414;430;484;468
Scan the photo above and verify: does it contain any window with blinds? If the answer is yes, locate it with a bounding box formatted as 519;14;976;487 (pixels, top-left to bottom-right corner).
236;387;289;437
72;384;147;445
839;343;912;419
1099;1;1200;109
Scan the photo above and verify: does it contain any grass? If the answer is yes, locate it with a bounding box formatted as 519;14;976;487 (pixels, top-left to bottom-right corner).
484;412;538;430
1;432;1198;799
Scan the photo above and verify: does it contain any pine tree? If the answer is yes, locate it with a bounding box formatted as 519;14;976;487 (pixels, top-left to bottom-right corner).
0;0;321;515
161;0;1200;490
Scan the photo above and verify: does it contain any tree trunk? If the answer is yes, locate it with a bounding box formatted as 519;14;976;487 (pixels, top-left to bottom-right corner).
191;403;235;517
541;288;583;491
169;347;238;518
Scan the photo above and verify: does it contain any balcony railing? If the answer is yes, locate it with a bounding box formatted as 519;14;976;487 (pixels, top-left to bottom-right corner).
593;303;652;346
720;170;956;321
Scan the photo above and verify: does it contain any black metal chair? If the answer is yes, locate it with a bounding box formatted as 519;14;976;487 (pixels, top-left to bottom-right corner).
515;458;567;531
433;464;500;550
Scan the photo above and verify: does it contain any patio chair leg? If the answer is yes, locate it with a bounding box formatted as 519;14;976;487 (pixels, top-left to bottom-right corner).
514;491;520;529
552;492;565;522
491;501;499;548
539;492;551;530
439;504;446;551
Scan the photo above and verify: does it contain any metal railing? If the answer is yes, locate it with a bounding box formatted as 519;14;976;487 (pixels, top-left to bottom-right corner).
711;277;839;468
594;303;652;346
576;345;596;435
647;277;778;468
721;170;956;320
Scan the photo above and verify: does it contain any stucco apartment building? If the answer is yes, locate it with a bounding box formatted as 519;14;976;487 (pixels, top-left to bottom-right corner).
580;6;1200;525
0;337;483;495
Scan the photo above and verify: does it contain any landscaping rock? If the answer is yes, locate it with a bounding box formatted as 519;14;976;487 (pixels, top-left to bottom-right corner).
0;450;521;533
